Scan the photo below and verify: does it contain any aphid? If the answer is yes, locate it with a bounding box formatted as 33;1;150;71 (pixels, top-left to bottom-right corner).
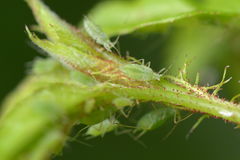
85;118;119;137
70;71;96;86
83;16;118;52
134;107;176;138
119;64;160;81
32;58;59;74
113;97;134;118
113;97;134;109
82;99;95;114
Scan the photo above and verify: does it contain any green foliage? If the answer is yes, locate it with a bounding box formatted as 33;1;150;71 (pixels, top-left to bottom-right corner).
87;0;240;35
0;0;240;160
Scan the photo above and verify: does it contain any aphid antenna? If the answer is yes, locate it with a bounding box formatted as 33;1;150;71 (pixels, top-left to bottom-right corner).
157;68;166;74
118;123;138;130
185;115;209;139
126;56;142;64
158;64;172;75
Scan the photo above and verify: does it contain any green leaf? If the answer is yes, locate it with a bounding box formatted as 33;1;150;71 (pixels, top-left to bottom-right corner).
25;0;89;51
26;27;99;71
86;0;240;36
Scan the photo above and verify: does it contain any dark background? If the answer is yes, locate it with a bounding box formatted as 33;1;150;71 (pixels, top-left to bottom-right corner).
1;0;240;160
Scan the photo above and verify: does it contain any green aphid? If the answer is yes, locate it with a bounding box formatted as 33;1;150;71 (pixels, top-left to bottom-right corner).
120;64;160;81
83;16;118;52
86;118;119;137
113;97;134;109
135;107;176;138
32;58;59;74
70;71;96;86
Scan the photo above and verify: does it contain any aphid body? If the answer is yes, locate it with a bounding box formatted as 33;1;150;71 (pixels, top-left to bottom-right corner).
86;118;119;137
83;16;117;52
113;97;134;109
136;107;176;131
120;64;160;81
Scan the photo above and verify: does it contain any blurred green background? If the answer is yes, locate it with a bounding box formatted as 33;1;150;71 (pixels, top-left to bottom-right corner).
1;0;240;160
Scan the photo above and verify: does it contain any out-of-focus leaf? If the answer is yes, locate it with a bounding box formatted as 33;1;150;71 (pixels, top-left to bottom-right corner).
163;21;228;82
86;0;240;36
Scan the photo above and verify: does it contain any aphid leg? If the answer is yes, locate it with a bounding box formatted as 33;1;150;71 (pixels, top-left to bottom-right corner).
116;41;121;56
173;110;182;124
119;109;128;118
68;136;93;147
175;113;193;124
73;125;90;139
128;133;147;148
162;124;177;141
108;36;120;54
85;135;97;140
231;93;240;103
162;110;181;140
120;107;133;118
114;123;137;136
112;35;120;46
30;25;43;33
118;123;138;129
186;115;209;139
146;61;151;67
114;128;132;135
135;130;147;140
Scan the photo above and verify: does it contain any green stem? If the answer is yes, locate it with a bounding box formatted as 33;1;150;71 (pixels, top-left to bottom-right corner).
0;72;239;160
